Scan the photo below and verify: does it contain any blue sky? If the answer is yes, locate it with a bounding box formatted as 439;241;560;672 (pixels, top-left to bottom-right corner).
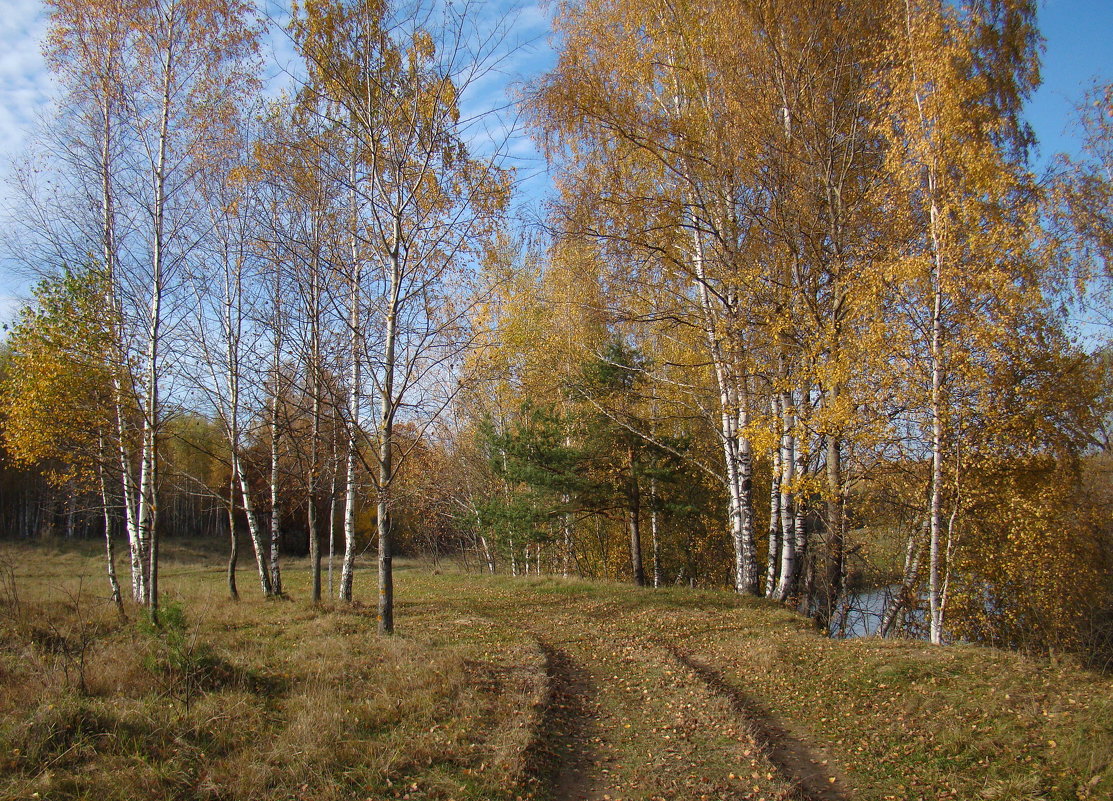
0;0;1109;324
1027;0;1113;168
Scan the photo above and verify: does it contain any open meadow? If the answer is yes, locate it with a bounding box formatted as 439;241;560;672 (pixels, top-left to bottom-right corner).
0;542;1110;801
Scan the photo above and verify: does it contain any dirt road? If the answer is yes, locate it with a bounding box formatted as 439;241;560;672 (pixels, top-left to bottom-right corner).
456;581;850;801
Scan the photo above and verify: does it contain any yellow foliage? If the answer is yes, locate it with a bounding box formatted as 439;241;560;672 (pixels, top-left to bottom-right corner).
0;267;118;488
946;457;1106;652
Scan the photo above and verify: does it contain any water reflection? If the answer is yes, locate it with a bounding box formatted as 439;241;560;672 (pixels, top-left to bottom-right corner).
830;586;927;639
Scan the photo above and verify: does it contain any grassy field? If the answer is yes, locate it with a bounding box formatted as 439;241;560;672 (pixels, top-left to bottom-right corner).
0;541;1110;801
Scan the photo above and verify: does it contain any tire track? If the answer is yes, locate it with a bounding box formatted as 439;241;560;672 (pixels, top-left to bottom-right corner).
669;646;850;801
520;639;602;801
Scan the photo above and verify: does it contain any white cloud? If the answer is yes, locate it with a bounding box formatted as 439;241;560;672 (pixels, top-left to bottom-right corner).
0;0;54;161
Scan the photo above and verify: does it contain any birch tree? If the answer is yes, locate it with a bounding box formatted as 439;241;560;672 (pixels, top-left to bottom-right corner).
254;95;347;603
189;116;276;599
290;0;511;631
531;0;893;601
530;0;767;595
41;0;261;613
877;0;1041;644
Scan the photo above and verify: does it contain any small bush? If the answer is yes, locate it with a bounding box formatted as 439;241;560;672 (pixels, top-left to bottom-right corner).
137;601;229;709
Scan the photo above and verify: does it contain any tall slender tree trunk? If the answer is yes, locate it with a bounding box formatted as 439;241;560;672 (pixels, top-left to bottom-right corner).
775;391;797;601
96;447;124;616
819;422;844;630
139;212;163;614
928;277;944;644
483;535;496;574
268;263;284;596
500;439;518;577
234;455;273;596
117;399;143;602
307;421;321;603
223;246;271;599
878;525;924;638
377;387;395;632
735;398;758;593
340;175;361;603
227;473;239;601
376;228;402;634
650;477;661;588
627;447;645;587
269;387;283;596
97;32;144;607
900;0;948;647
307;260;322;603
475;509;495;574
792;422;808;601
138;18;182;616
688;210;759;594
340;378;359;602
661;26;758;594
765;413;782;596
328;443;338;599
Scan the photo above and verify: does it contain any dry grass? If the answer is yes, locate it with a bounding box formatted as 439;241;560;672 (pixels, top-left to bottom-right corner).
0;542;547;801
2;541;1111;801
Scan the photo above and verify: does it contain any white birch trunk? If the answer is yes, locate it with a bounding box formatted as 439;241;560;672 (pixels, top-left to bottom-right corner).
339;357;359;602
269;367;283;596
792;425;809;601
96;449;124;614
376;225;401;634
234;454;272;596
774;391;797;601
268;257;285;595
339;284;360;601
328;439;338;599
765;398;782;597
475;509;495;574
220;224;272;598
118;401;143;603
269;395;283;595
627;447;645;586
650;477;661;589
137;38;175;613
878;524;924;638
307;289;322;602
340;173;362;603
100;99;142;604
900;0;948;647
928;255;944;645
688;211;759;594
93;10;143;607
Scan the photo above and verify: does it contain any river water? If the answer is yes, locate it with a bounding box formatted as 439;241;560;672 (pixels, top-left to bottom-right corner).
830;586;927;639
